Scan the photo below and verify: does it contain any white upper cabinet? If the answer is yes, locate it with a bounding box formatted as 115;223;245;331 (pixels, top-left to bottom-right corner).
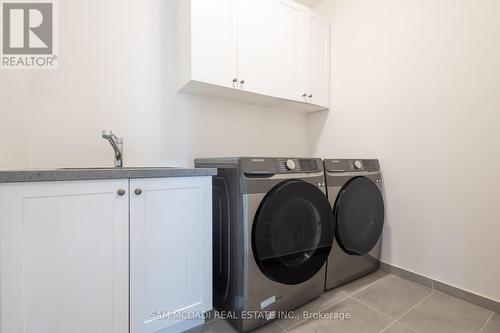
179;0;330;112
306;13;330;108
188;0;238;88
268;0;308;102
237;0;273;95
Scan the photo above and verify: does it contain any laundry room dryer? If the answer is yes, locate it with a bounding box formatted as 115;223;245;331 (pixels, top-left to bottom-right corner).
194;157;334;332
324;159;385;290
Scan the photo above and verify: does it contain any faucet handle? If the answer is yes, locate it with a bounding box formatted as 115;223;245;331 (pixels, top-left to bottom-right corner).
102;130;122;143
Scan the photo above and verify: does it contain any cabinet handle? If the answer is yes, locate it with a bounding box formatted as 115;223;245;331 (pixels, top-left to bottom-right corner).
135;189;143;196
302;93;307;97
309;94;313;98
117;189;126;196
232;78;238;83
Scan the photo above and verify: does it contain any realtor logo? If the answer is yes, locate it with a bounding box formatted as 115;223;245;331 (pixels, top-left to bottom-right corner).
1;0;57;68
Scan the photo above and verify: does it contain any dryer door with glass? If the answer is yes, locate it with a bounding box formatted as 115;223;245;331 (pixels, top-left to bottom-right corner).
252;179;334;285
333;176;385;256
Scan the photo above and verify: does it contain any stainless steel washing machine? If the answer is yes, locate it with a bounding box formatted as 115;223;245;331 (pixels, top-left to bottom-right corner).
194;157;334;332
324;159;385;290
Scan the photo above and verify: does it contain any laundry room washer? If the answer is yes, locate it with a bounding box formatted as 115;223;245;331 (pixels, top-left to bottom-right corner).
324;159;385;290
194;157;334;332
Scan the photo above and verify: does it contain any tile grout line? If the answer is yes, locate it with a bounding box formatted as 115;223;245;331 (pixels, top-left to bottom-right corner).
374;289;435;333
350;295;395;321
390;290;436;333
478;312;494;333
378;323;394;333
394;321;420;333
318;294;351;312
278;273;391;332
350;295;418;333
378;321;418;333
393;290;435;332
347;273;392;298
394;289;434;321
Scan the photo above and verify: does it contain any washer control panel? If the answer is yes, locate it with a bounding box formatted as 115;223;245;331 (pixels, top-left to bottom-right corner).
278;158;320;173
299;159;320;172
324;159;380;173
241;158;323;175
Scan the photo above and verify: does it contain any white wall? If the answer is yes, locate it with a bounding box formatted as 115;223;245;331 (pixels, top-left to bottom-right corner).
311;0;500;302
0;72;31;168
0;0;310;170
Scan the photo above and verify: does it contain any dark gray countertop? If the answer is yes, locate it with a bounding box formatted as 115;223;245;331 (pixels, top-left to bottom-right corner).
0;167;217;183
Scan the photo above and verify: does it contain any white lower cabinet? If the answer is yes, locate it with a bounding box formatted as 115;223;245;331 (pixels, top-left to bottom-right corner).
0;180;129;333
0;177;212;333
130;177;212;333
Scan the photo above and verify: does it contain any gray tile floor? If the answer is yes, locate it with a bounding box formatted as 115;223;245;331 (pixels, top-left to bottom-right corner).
187;271;499;333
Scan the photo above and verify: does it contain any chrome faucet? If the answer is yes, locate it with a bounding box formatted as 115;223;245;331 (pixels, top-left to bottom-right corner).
102;130;123;167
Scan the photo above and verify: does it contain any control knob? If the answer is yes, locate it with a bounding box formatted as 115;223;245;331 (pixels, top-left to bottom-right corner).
285;159;296;170
353;160;363;169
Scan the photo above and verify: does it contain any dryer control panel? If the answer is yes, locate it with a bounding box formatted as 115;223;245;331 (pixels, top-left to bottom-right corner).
324;159;380;173
241;158;323;175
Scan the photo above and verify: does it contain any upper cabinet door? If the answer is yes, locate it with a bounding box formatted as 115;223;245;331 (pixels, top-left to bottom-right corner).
130;177;212;333
269;0;307;102
0;180;129;333
190;0;238;88
237;0;273;95
307;13;330;108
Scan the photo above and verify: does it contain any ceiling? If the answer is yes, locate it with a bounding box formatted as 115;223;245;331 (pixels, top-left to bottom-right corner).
293;0;323;8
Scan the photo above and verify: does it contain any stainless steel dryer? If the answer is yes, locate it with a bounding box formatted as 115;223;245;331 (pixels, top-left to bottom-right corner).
324;159;385;290
194;157;334;332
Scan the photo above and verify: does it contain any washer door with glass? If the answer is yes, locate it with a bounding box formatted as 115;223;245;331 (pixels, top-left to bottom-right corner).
252;179;334;285
334;176;385;256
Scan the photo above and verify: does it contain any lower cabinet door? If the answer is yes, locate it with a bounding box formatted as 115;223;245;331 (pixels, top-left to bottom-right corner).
130;177;212;333
0;180;129;333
